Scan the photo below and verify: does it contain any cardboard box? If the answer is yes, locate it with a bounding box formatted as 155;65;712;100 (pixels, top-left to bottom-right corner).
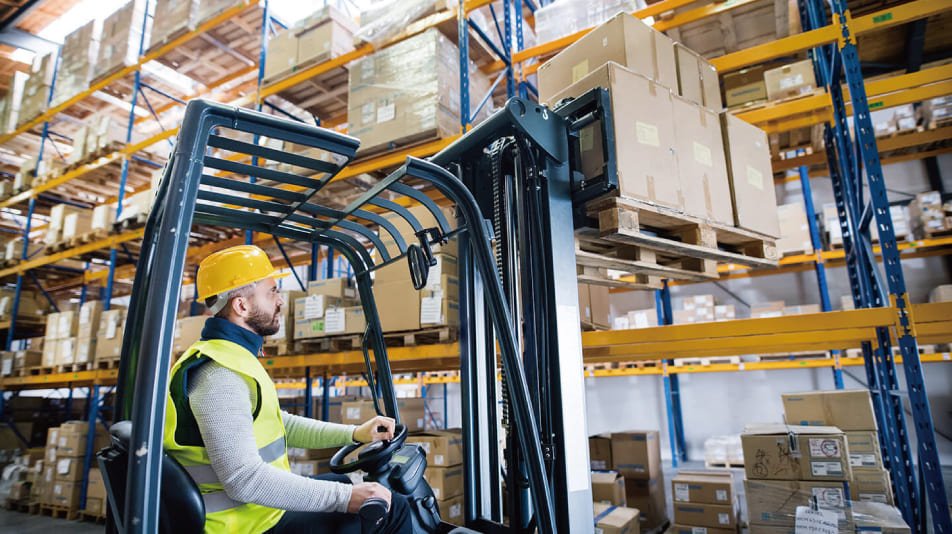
846;431;884;471
312;395;358;424
673;501;736;529
74;337;96;365
578;283;611;329
723;65;767;107
741;424;851;481
764;60;816;101
674;43;721;111
668;525;735;534
547;63;681;210
589;434;613;470
744;479;853;530
293;317;325;339
929;284;952;303
591;471;626;506
673;95;732;224
423;465;462;501
782;304;822;316
52;481;83;509
87;467;107;500
55;337;76;366
537;12;676;102
173;315;206;354
373;278;420;332
851;468;894;505
420;292;458;327
341;398;426;432
625;477;666;531
78;300;103;329
610;431;661;479
264;29;297;80
55;457;85;482
290;458;332;477
42;340;58;367
781;389;878;431
407;430;463;467
438;494;464;526
323;306;366;335
751;301;785;319
296;7;357;67
720;113;780;237
8;480;31;501
626;309;658;329
307;278;357;300
671;471;733;504
777;203;812;256
593;502;640;534
40;466;55;505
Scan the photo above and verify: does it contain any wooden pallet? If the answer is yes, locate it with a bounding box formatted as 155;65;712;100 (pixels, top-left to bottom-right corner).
673;356;742;367
112;213;149;233
78;509;107;523
576;235;712;287
583;196;779;274
4;498;33;512
294;335;362;354
94;358;121;370
704;460;744;469
66;229;111;248
383;326;458;348
263;340;291;357
56;362;94;374
44;240;73;255
756;352;830;362
25;366;56;376
39;504;80;520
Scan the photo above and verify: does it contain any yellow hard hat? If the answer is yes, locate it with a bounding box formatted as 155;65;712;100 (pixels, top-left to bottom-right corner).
196;245;289;300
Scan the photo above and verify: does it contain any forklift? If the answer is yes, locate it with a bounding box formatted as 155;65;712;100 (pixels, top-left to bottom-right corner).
98;90;618;533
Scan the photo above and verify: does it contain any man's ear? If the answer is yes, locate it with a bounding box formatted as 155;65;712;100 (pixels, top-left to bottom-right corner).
231;296;248;318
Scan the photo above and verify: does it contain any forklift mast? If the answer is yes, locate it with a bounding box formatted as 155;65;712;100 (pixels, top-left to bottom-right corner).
111;93;615;533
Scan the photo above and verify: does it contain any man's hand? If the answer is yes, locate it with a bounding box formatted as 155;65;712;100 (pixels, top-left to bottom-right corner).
353;415;395;443
347;482;391;513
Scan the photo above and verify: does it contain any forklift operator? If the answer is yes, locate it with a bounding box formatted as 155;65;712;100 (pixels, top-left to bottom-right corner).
163;245;413;534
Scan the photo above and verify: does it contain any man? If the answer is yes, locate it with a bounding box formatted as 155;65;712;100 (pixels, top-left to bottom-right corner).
164;245;412;534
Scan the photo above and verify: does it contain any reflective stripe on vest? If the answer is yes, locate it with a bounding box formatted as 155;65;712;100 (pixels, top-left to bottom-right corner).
164;339;289;534
184;435;287;485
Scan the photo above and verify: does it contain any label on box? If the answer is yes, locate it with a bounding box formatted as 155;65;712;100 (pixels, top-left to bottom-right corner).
693;141;712;167
746;165;764;190
420;295;442;324
716;489;728;501
780;74;804;89
812;487;845;509
809;438;842;458
674;483;690;502
106;317;118;339
80;306;90;324
361;102;375;125
433;487;441;499
376;103;395;124
449;503;461;518
1;359;10;375
691;529;706;534
58;315;70;336
57;458;72;475
633;313;650;328
718;513;729;525
636;121;659;147
859;493;888;503
571;60;589;83
346;407;362;420
62;339;74;363
54;485;62;495
590;460;607;470
324;308;345;334
795;506;837;534
811;461;843;476
310;320;324;333
305;295;325;319
361;57;374;79
850;453;877;467
417;442;431;455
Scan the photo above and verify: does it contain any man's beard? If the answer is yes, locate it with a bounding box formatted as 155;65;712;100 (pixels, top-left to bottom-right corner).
247;302;281;337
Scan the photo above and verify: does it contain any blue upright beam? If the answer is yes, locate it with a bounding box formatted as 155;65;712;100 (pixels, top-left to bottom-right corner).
656;281;686;466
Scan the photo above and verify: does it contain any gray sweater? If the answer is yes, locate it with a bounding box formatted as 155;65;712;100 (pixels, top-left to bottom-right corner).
187;360;358;512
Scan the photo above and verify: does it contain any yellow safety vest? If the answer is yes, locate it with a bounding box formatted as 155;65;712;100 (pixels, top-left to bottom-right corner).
164;339;289;534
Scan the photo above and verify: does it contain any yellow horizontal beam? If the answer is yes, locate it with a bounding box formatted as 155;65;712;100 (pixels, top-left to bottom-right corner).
653;0;761;32
0;229;144;279
712;0;952;72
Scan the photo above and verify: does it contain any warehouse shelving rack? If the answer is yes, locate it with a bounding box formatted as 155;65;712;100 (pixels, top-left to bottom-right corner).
0;0;948;530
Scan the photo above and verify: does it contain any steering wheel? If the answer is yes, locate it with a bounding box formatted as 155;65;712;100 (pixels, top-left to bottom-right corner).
330;423;408;474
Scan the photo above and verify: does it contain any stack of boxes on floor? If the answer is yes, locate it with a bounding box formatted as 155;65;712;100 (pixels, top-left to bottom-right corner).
670;471;738;533
39;422;110;513
589;431;667;531
407;430;465;525
741;388;908;532
5;449;45;503
537;13;780;245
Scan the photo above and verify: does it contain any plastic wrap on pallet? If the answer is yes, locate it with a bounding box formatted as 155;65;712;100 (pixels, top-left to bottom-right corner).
851;501;912;533
93;0;151;81
117;189;156;223
347;28;493;154
469;1;538;59
354;0;450;48
18;53;56;127
150;0;199;50
196;0;244;26
51;21;100;108
534;0;637;44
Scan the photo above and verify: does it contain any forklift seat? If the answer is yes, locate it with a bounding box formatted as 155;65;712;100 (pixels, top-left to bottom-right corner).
101;421;206;534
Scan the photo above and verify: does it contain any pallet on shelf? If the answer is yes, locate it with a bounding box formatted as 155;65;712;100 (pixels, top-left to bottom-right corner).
673;355;742;367
263;340;291;357
39;504;80;521
66;229;111;249
585;196;780;270
56;362;94;374
703;460;744;469
112;213;149;233
755;351;830;362
383;326;458;348
94;357;121;370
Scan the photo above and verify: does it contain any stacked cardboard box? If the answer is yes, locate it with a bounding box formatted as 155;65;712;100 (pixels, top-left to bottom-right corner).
929;284;952;303
611;308;658;330
741;423;854;531
173;315;207;355
264;5;357;82
85;467;108;515
908;191;951;238
354;0;450;46
342;397;426;432
347;28;492;155
311;395;358;423
52;21;99;108
18;53;56;127
723;65;767;108
777;203;812;256
293;278;356;339
0;288;49;323
720;113;781;238
823;203;910;246
589;431;666;531
149;0;199;51
922;96;952;128
593;502;640;534
671;471;738;532
46;204;92;246
289;446;335;477
73;301;102;367
408;430;464;524
94;308;127;364
578;283;611;330
43;310;78;368
533;0;635;43
196;0;243;26
44;422;110;510
266;289;304;345
782;389;894;505
117;188;155;223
